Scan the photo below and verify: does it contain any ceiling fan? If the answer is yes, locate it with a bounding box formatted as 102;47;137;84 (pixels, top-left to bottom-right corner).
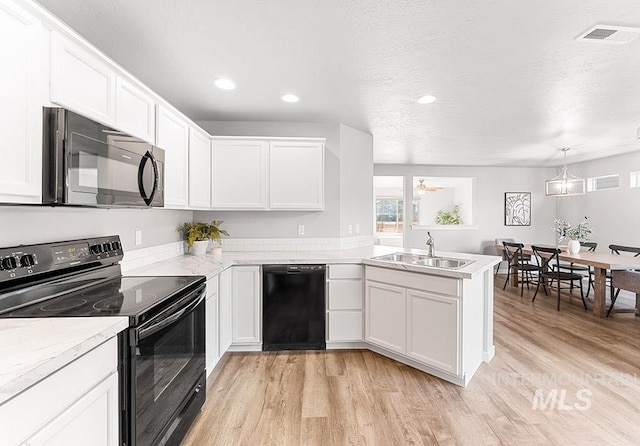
415;179;444;195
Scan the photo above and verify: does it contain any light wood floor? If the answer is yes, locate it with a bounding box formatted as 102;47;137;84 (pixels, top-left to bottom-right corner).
183;279;640;445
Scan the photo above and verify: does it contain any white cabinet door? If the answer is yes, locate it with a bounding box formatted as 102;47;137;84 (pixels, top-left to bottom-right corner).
51;31;116;125
206;294;219;378
25;372;119;446
328;311;363;342
231;266;261;344
156;106;189;207
0;1;45;204
407;290;460;375
115;77;155;143
365;281;406;354
211;140;267;209
188;127;212;208
269;141;324;210
218;268;232;353
0;338;118;446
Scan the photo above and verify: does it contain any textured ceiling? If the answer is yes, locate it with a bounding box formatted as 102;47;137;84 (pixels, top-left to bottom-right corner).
36;0;640;166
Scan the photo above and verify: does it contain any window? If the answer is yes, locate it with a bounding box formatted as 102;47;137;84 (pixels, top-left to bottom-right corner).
374;176;404;247
631;171;640;188
587;174;619;192
411;176;474;227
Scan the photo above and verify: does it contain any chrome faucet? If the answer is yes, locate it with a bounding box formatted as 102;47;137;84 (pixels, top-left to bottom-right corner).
426;232;435;258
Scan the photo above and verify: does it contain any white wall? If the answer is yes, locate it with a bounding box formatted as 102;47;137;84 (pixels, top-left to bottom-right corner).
195;120;374;240
374;164;558;254
338;124;374;236
556;151;640;250
0;207;192;250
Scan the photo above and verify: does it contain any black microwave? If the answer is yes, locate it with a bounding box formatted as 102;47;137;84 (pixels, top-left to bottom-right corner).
42;107;164;208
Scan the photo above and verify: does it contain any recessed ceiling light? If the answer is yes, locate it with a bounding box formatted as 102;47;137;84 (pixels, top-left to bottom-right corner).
213;78;236;90
417;95;436;104
281;94;300;103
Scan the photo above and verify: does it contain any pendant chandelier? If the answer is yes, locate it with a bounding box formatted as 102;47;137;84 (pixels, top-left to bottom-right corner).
545;148;586;196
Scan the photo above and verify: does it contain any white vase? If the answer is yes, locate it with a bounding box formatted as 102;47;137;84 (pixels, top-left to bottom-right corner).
190;240;209;256
211;246;223;260
568;240;581;254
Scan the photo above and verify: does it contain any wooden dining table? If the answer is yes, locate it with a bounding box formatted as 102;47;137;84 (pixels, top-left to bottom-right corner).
497;244;640;317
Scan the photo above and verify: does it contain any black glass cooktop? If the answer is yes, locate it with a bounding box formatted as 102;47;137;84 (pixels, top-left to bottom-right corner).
2;275;205;322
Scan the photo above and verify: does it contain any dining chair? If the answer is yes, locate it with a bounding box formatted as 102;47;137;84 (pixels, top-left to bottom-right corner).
502;241;539;297
604;245;640;317
556;241;597;294
495;238;531;278
531;245;587;311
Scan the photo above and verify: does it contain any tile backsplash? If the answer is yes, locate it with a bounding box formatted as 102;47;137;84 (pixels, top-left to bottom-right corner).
121;235;374;272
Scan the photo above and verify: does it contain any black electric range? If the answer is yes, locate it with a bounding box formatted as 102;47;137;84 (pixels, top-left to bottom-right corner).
0;235;206;446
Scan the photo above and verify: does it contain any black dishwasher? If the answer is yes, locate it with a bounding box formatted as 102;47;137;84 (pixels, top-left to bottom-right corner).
262;264;326;351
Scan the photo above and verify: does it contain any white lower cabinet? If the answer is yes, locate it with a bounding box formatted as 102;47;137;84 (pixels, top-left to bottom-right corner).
231;266;261;346
206;275;220;379
326;264;363;343
407;290;460;375
365;265;480;386
25;372;119;446
365;281;406;353
1;337;120;446
218;268;233;353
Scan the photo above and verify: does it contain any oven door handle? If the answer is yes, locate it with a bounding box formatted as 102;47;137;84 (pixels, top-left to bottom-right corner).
136;289;205;341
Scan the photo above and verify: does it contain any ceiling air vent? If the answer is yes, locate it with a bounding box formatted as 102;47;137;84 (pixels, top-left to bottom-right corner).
576;25;640;44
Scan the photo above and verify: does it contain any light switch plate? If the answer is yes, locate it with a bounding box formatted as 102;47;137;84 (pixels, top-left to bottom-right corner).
297;225;304;236
135;230;142;245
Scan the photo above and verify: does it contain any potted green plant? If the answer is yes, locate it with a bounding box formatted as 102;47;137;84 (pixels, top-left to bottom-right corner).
554;217;593;253
178;220;229;256
435;205;461;225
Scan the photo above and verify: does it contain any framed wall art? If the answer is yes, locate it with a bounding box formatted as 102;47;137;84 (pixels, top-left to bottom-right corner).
504;192;531;226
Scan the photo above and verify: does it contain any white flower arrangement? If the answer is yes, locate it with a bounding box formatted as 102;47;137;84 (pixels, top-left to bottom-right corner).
553;216;594;242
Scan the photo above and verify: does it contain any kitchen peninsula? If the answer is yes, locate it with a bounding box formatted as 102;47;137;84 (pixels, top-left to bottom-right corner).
127;246;500;387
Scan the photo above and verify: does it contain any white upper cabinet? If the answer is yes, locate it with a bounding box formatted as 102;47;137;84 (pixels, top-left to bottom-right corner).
188;127;212;208
115;77;155;143
0;1;46;204
156;105;190;208
211;140;268;210
269;141;324;210
50;31;116;126
210;137;325;211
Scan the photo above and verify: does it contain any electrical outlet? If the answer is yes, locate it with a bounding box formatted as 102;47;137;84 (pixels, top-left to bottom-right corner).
135;230;142;246
348;225;353;235
297;225;304;236
356;224;360;234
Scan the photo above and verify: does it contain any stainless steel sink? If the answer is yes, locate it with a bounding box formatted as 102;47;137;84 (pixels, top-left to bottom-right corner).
371;252;473;269
373;253;421;263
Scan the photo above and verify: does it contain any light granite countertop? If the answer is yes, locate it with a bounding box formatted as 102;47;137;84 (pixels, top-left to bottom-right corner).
127;245;501;280
0;317;128;405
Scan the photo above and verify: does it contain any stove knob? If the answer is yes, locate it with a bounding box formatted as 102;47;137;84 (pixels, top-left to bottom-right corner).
112;241;121;250
20;254;35;268
91;244;103;254
102;242;112;252
1;257;17;270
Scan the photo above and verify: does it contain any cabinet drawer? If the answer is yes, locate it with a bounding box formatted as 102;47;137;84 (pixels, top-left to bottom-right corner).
328;264;363;279
328;311;363;341
328;280;362;310
365;266;460;297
